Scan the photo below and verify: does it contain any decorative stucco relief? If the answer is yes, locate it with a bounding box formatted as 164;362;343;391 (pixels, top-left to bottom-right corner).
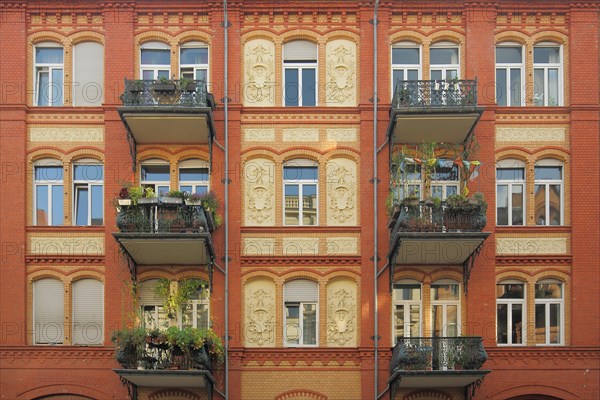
282;238;319;256
28;235;104;255
325;40;356;107
496;127;567;142
326;158;357;226
244;39;275;106
244;158;275;226
326;127;357;142
243;238;276;256
326;237;358;255
244;128;276;142
245;279;276;347
29;126;104;142
327;280;356;347
496;237;567;255
282;128;319;142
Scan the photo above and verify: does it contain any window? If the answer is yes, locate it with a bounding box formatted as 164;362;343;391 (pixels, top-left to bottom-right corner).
34;43;64;106
392;43;421;92
430;42;459;81
431;281;460;337
139;279;169;330
284;279;318;346
393;163;422;201
180;41;208;83
73;42;104;106
141;160;170;196
72;279;104;345
179;159;209;195
181;285;210;330
496;44;524;106
535;280;563;345
34;162;64;226
430;164;459;200
496;160;525;226
533;44;562;106
283;160;318;226
283;40;317;106
33;279;64;344
393;280;422;342
140;41;171;80
534;160;563;226
496;282;525;345
73;163;104;226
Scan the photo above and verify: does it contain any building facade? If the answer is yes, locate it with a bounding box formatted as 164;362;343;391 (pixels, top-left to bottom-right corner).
0;1;599;399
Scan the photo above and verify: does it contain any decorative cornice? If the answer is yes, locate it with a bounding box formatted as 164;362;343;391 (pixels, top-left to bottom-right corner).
495;226;572;234
241;255;361;266
27;226;106;233
0;346;114;362
237;348;365;367
485;346;600;360
496;255;572;265
26;255;105;265
241;226;361;234
0;2;25;11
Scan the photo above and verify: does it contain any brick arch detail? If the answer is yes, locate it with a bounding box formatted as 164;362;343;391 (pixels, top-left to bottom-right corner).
68;273;104;284
533;270;569;283
17;383;110;400
389;31;427;45
323;270;361;283
402;389;452;400
28;271;66;284
147;388;202;400
280;29;322;44
496;270;533;282
495;31;528;45
68;30;105;45
241;29;278;44
531;31;568;46
429;269;463;283
137;270;175;282
173;30;213;46
393;269;428;283
323;31;360;44
275;389;328;400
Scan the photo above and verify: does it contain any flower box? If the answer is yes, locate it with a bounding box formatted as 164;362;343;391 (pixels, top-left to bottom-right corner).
118;199;132;206
160;196;183;205
138;197;159;205
153;83;176;92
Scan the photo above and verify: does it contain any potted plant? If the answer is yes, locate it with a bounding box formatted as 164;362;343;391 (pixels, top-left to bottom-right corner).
184;192;204;206
179;76;197;92
129;79;145;93
137;187;158;205
116;184;132;206
153;76;176;92
161;190;185;205
110;326;147;369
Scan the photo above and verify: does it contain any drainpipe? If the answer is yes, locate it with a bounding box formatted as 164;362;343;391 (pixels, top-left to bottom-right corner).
223;0;230;399
372;1;380;399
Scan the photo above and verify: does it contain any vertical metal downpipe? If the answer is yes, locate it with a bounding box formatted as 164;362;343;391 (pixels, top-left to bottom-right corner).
373;1;380;399
223;0;229;398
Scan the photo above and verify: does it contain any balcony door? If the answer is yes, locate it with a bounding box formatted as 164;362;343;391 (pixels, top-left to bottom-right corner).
431;281;460;370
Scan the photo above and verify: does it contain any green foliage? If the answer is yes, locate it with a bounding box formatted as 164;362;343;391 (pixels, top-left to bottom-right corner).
127;186;144;205
164;326;224;364
155;278;208;318
166;190;186;199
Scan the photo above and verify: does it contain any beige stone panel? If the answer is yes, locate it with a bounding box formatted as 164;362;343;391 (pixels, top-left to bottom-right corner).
326;279;357;347
326;158;357;226
244;127;276;142
326;127;358;142
241;370;360;400
29;126;104;142
244;158;276;226
28;235;104;255
244;39;276;107
326;237;358;255
325;39;357;107
282;238;319;256
243;238;276;256
244;278;276;347
496;237;567;255
496;126;566;143
282;127;319;142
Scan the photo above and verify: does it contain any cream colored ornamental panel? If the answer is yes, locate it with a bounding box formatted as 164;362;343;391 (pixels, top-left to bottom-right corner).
326;279;357;347
244;39;276;107
496;237;567;255
245;278;276;347
326;158;357;226
244;158;276;226
325;39;357;107
29;126;104;142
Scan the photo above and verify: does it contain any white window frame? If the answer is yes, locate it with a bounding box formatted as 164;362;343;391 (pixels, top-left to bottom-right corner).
33;278;65;345
33;160;64;226
141;159;170;196
534;159;564;226
73;161;104;226
34;42;64;106
139;279;169;331
533;43;563;106
140;41;171;80
430;280;461;337
178;159;210;195
179;286;210;330
283;160;319;226
496;281;526;346
392;279;422;344
391;42;422;93
430;164;460;201
283;280;319;347
429;42;460;81
495;43;525;106
534;280;564;346
394;163;422;201
496;159;526;226
179;41;209;84
283;40;318;107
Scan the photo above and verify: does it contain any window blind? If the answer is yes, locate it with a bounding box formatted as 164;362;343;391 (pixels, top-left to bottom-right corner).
34;279;64;344
72;279;103;345
285;279;318;302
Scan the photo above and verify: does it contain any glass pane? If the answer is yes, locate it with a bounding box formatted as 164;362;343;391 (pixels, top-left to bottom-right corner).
284;68;299;106
392;70;404;86
302;184;317;226
535;283;562;299
74;165;103;181
180;47;208;65
534;47;560;64
302;68;316;106
179;167;209;182
51;68;63;106
510;68;522;105
407;70;418;80
157;186;169;196
392;47;420;64
430;70;442;81
303;303;317;345
393;284;421;301
394;305;405;338
431;165;458;181
35;166;63;181
446;305;458;337
142;70;154;80
182;303;194;329
548;69;559;106
446;69;458;80
141;165;170;181
432;305;443;336
497;167;524;181
406;185;420;198
432;284;459;301
497;304;508;343
496;46;522;63
409;305;420;336
535;303;546;343
496;69;507;106
36;186;49;226
91;185;103;226
197;304;209;329
283;166;318;181
75;187;88;226
180;185;192;193
549;184;561;225
496;284;524;299
533;68;545;106
285;304;300;345
430;48;458;65
157;70;170;79
36;47;63;63
496;184;508;225
431;186;442;199
535;166;562;180
512;304;523;344
534;184;546;225
284;185;300;225
195;186;208;195
52;185;64;226
550;303;561;343
512;185;524;225
141;49;170;65
37;70;49;106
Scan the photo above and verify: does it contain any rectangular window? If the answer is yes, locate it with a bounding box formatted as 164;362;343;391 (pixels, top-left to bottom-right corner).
496;46;524;106
141;45;170;80
534;165;563;226
496;283;525;345
283;165;318;226
392;163;421;202
180;46;209;83
284;41;317;106
141;164;170;195
179;167;209;195
35;46;64;106
392;46;420;104
496;166;525;226
73;164;104;226
34;165;64;226
284;280;318;346
431;165;459;200
181;287;210;330
535;282;563;345
393;283;421;342
533;46;562;106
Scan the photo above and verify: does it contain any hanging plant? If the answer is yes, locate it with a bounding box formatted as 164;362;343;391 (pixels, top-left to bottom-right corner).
155;278;208;319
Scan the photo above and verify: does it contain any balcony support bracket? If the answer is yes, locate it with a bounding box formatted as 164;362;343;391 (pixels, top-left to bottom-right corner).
463;241;484;295
465;376;485;400
119;375;136;400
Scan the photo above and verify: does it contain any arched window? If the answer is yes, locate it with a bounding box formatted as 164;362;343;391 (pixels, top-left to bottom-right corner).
33;278;64;344
496;159;526;226
284;279;318;346
495;42;524;106
391;41;421;95
34;159;64;226
430;41;459;81
283;159;318;226
392;279;422;341
534;159;563;226
431;279;460;337
72;279;104;345
283;40;317;106
533;42;563;106
496;280;526;345
535;279;564;345
140;41;171;80
34;42;64;106
73;42;104;106
178;159;209;195
179;41;209;83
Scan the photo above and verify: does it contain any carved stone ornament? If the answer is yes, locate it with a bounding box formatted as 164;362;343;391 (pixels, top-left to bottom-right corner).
327;288;355;346
326;43;355;104
246;161;274;225
327;164;355;224
245;42;275;105
245;288;275;346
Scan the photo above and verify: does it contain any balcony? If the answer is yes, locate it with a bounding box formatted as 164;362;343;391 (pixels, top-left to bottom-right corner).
112;200;215;266
388;337;490;395
388;198;489;267
118;79;216;164
388;80;483;144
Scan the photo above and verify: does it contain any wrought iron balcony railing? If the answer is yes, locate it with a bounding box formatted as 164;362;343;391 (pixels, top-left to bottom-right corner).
116;340;212;372
391;79;478;109
390;336;488;373
121;79;212;108
116;201;211;234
